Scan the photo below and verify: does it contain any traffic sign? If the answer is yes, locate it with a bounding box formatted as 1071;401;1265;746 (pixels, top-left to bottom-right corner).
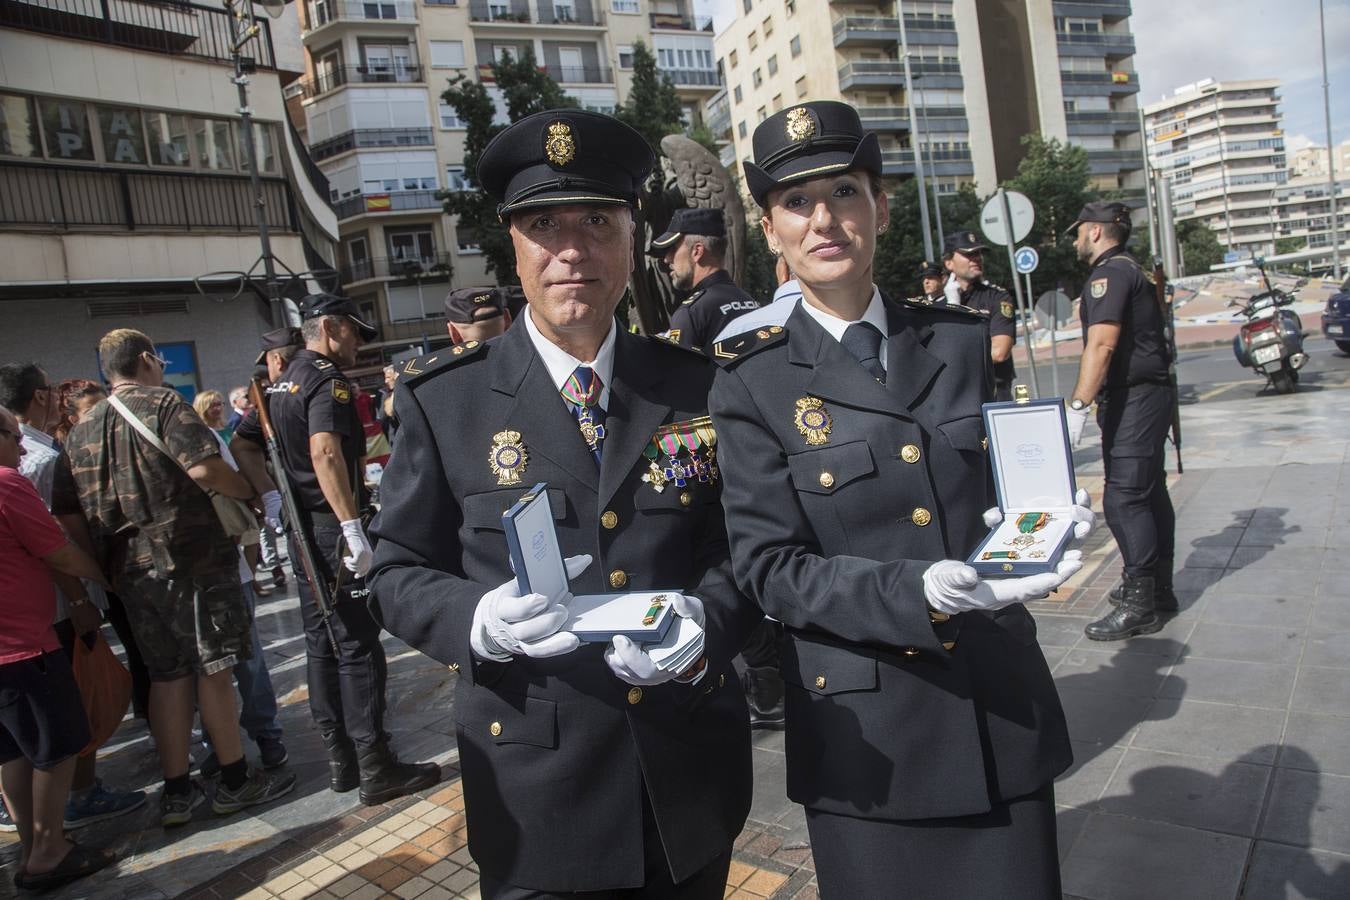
1014;246;1040;275
1034;289;1072;328
980;191;1034;245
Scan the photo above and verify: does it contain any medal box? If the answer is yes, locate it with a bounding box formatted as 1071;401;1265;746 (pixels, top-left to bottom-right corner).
503;483;677;643
967;398;1079;578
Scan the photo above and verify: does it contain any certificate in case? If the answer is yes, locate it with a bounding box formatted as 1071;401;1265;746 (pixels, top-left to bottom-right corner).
502;483;676;643
968;398;1079;577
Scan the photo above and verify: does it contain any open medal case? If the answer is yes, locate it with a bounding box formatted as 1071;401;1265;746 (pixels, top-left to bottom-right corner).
503;483;677;643
967;398;1079;577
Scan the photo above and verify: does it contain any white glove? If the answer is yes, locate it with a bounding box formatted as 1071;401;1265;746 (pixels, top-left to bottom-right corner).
1066;405;1090;448
980;489;1092;540
923;551;1083;615
603;594;705;686
470;555;592;661
339;518;373;577
943;273;962;306
261;490;283;533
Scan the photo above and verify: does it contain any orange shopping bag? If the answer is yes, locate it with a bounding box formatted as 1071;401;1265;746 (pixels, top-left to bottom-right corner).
71;633;132;757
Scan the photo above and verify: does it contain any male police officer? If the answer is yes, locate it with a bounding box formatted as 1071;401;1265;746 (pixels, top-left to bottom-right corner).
444;286;514;345
1066;201;1176;641
232;295;441;804
649;207;760;354
368;109;758;898
943;231;1018;400
915;260;945;304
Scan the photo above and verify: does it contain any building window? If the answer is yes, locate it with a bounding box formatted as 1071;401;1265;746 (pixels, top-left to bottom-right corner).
457;226;482;254
193;117;236;170
752;68;762;88
438;101;464;128
757;106;767;122
734;85;743;104
762;16;772;36
611;0;639;13
748;30;757;50
0;93;40;158
772;93;783;112
790;35;801;57
97;105;147;165
145;112;191;167
429;40;465;68
795;75;807;98
445;165;469;191
729;49;738;68
618;45;635;69
743;0;752;12
237;121;278;174
38;98;95;161
785;0;795;15
738;121;748;138
767;55;778;76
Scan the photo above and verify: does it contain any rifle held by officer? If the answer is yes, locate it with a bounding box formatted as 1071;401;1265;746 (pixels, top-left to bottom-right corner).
248;379;341;654
1152;257;1183;474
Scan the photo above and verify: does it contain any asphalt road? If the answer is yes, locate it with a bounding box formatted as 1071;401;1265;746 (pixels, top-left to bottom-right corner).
1017;334;1350;406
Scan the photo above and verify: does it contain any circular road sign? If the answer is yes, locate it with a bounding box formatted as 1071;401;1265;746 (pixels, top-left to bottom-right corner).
979;191;1035;246
1014;246;1040;275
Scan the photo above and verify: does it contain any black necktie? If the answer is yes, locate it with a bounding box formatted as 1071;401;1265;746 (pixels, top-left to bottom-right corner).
840;322;886;384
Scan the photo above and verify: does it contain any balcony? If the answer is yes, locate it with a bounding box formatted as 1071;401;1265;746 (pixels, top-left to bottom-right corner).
838;61;904;91
880;147;973;177
1053;1;1133;21
333;190;443;221
298;65;425;99
1061;71;1140;97
662;68;720;87
1066;109;1140;136
1086;148;1144;174
1055;30;1137;59
304;0;417;36
544;65;613;84
310;127;435;162
705;89;731;138
833;16;899;46
340;253;455;285
0;0;275;69
856;106;910;132
468;1;604;26
0;161;296;233
650;12;711;31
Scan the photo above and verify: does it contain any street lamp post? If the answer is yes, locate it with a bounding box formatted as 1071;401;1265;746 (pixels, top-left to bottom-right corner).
913;74;945;252
1319;0;1342;278
896;0;934;262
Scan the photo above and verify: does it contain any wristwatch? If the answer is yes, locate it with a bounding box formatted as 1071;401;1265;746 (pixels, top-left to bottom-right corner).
1069;398;1088;411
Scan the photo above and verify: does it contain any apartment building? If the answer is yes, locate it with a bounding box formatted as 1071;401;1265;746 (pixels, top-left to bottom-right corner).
1273;175;1348;260
1291;140;1350;179
1144;78;1286;256
710;0;1143;202
293;0;719;367
0;0;337;394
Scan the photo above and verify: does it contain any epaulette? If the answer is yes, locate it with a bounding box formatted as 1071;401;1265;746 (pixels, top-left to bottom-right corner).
710;324;787;367
899;296;989;318
1103;253;1156;284
397;340;487;386
680;289;705;307
642;331;704;360
312;357;335;371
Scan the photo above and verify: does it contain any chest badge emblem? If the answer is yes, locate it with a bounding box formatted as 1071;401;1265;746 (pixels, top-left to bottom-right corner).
794;397;832;446
489;430;528;486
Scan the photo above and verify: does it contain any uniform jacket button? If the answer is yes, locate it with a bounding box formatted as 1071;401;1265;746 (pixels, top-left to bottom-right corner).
489;721;502;736
942;641;957;651
818;472;835;489
600;510;618;529
814;674;826;689
900;444;921;464
448;662;461;672
627;687;643;705
679;491;692;507
610;569;629;589
911;507;932;527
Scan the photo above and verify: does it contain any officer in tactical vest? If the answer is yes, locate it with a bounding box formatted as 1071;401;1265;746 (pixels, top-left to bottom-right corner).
649;207;761;354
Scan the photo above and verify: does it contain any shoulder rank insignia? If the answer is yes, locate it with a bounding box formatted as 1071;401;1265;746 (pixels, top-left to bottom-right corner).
899;297;988;318
711;325;786;366
794;397;832;446
313;358;333;371
663;329;682;345
1090;278;1109;299
331;380;351;404
681;290;704;307
641;416;718;493
400;340;486;385
489;430;528;486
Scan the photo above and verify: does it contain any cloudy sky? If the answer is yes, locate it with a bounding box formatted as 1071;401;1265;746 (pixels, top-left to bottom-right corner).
697;0;1350;149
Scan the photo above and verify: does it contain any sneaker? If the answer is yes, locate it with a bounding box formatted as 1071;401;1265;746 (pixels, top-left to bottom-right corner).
0;802;16;832
160;783;206;828
198;751;220;779
212;767;297;816
258;737;289;770
64;780;148;830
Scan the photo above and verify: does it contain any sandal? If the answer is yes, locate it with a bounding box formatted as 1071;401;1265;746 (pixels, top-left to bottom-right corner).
13;842;116;893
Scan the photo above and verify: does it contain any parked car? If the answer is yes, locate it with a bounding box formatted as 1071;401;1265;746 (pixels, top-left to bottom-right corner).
1323;277;1350;353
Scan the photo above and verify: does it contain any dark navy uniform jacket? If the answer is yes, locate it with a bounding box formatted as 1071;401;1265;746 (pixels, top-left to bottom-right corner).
1080;246;1171;391
961;280;1018;385
708;296;1072;822
668;269;761;355
367;321;758;892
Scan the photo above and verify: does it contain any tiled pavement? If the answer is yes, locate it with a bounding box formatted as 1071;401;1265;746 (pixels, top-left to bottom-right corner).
4;345;1350;899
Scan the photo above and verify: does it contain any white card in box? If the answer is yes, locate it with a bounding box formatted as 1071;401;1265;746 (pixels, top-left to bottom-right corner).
967;398;1079;577
502;483;677;643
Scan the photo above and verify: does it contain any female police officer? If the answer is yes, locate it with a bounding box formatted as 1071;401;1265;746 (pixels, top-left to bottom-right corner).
708;101;1087;897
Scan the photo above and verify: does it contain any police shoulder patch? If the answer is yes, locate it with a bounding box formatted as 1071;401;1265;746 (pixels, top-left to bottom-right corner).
710;325;787;367
331;380;351;403
1090;278;1109;299
400;340;488;386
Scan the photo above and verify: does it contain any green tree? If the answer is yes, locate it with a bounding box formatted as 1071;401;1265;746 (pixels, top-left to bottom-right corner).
872;181;993;298
1178;219;1225;276
613;42;684;153
437;50;577;282
1004;135;1095;294
741;225;778;305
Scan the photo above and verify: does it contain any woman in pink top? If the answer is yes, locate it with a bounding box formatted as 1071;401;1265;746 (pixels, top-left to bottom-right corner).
0;405;117;892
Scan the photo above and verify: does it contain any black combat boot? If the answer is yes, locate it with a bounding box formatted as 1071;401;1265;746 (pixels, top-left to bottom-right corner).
1108;562;1177;612
743;666;786;730
357;739;441;806
1086;575;1164;641
323;730;359;794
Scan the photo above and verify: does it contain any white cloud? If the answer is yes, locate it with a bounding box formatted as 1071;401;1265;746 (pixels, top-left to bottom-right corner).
1286;132;1316;151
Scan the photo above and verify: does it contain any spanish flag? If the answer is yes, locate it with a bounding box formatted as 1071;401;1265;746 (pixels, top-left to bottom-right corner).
365;194;391;212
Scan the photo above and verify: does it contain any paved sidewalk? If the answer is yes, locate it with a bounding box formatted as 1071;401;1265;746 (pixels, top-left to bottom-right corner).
4;350;1349;899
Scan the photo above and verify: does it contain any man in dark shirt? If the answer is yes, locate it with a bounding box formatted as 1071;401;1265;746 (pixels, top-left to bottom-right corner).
943;231;1018;400
232;296;440;805
915;260;945;304
1064;201;1175;641
649;207;760;354
444;286;513;346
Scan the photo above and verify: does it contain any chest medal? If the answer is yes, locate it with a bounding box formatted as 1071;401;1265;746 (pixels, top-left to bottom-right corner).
489;430;528;486
641;417;718;494
794;397;832;446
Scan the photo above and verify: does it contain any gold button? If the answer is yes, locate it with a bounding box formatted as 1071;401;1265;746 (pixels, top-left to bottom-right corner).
911;507;932;527
627;687;643;705
609;569;628;589
489;721;502;736
465;340;479;348
448;662;461;672
942;641;957;651
818;472;835;489
679;491;692;507
769;325;783;334
719;673;726;687
981;437;989;451
903;647;920;657
600;510;618;529
928;610;950;623
900;444;921;464
814;675;826;689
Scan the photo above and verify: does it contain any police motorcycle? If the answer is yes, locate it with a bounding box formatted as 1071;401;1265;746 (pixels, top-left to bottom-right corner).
1230;259;1308;394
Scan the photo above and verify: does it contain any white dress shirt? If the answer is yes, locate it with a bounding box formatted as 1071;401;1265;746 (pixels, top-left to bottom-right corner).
799;285;889;372
523;307;616;410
